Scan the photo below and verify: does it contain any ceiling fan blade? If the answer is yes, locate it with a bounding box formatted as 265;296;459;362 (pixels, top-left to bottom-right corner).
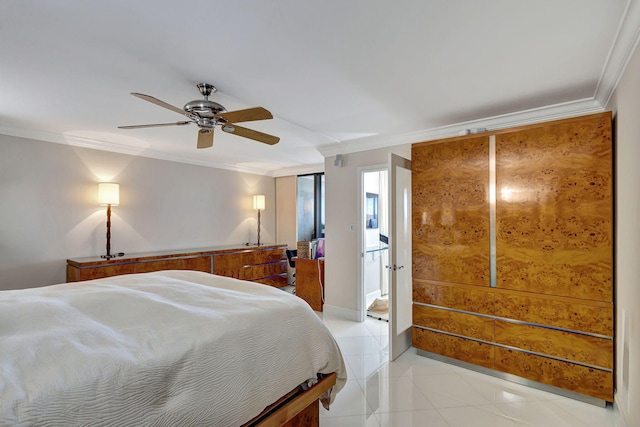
215;107;273;123
222;124;280;145
118;121;192;129
197;129;214;149
131;93;187;117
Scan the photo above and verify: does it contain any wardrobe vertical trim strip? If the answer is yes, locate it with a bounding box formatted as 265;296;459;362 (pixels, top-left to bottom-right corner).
489;134;497;288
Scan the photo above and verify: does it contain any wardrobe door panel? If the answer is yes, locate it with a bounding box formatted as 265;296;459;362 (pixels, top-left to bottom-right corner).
412;136;490;286
495;115;612;301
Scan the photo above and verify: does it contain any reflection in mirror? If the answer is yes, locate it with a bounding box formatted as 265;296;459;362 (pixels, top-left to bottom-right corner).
366;192;378;229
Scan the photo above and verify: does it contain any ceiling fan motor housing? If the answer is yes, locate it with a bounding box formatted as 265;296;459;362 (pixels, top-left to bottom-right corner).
183;99;226;118
184;83;226;124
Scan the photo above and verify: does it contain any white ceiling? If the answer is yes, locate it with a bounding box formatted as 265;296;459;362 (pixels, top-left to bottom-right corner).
1;1;638;176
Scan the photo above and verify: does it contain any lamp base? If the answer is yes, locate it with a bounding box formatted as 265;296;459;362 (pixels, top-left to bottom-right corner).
256;209;262;247
100;252;125;260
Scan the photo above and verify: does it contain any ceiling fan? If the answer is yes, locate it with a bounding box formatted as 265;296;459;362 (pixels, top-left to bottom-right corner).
118;83;279;149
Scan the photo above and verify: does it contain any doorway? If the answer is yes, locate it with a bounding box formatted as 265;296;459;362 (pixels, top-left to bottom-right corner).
359;167;390;323
359;154;412;361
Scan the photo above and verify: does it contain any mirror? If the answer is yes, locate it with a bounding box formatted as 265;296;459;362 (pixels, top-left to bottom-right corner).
366;192;378;229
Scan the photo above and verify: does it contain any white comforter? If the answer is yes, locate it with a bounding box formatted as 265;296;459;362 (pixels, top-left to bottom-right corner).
0;270;346;426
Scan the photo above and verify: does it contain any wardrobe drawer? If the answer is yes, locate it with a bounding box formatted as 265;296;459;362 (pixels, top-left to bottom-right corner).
413;304;494;342
494;347;613;402
494;292;613;337
413;280;494;315
495;320;613;369
413;327;494;369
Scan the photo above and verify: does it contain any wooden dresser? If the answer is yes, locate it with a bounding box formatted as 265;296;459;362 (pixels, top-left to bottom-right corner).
411;112;613;403
67;244;288;287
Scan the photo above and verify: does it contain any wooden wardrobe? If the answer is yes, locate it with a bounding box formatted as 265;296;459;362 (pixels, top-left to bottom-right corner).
411;112;613;403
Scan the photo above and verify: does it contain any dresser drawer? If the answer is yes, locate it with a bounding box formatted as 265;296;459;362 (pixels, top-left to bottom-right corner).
253;274;288;288
238;260;286;281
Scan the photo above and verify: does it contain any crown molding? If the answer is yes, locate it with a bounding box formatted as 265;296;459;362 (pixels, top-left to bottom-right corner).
0;124;324;177
0;125;277;176
318;98;603;157
271;163;324;178
595;0;640;107
0;95;608;175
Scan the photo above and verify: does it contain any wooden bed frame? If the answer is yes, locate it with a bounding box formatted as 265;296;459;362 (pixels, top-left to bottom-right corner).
243;373;337;426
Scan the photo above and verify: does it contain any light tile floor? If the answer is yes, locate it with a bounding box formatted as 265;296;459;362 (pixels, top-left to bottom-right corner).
317;312;622;427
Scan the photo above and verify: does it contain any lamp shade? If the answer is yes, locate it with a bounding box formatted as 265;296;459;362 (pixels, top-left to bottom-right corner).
98;182;120;206
252;194;265;210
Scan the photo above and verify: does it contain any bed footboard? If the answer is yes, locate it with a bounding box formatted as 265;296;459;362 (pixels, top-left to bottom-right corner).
243;373;337;427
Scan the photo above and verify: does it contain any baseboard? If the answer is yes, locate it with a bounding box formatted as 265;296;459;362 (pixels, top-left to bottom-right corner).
322;304;360;322
613;399;630;427
366;289;382;308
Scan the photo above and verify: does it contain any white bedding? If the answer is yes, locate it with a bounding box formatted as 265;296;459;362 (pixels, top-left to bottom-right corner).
0;270;346;426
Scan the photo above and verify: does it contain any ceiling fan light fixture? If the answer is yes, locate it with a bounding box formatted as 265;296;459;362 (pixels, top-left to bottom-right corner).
222;125;236;132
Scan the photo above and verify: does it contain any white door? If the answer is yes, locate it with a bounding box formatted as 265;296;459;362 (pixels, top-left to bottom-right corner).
388;153;412;361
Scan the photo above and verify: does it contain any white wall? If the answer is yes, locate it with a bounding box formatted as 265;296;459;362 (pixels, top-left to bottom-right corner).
607;40;640;427
275;175;297;249
275;175;297;284
324;145;411;319
0;135;275;290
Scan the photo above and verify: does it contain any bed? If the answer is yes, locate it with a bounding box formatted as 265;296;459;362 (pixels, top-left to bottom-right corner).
0;270;346;426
